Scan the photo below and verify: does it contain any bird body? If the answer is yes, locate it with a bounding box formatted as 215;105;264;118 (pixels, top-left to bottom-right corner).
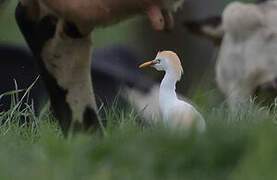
140;51;206;132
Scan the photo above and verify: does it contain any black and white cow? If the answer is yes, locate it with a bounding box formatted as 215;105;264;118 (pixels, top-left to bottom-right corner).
0;0;186;135
184;0;277;109
0;43;160;124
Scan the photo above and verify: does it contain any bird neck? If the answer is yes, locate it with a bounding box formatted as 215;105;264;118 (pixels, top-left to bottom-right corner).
160;71;178;95
159;71;179;117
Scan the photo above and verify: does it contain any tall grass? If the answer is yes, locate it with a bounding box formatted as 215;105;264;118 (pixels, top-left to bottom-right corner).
0;82;277;179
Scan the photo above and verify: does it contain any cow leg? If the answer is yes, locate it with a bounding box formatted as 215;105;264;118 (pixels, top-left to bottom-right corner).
225;84;252;111
15;2;100;136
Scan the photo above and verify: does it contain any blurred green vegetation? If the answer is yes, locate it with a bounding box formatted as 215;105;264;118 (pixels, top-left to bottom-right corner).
0;1;24;43
0;0;258;46
0;86;277;179
0;0;140;48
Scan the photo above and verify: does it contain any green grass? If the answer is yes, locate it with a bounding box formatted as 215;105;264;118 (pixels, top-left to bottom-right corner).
0;0;276;179
0;84;277;180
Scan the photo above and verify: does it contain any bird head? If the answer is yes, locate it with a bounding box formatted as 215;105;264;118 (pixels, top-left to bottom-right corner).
139;51;183;80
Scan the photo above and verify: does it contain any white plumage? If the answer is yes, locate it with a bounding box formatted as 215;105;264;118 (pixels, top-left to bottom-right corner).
140;51;206;132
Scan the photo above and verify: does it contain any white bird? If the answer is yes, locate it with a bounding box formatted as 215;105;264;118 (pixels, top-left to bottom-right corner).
139;51;206;132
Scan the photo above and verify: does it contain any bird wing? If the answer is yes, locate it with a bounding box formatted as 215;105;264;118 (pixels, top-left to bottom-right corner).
167;102;206;132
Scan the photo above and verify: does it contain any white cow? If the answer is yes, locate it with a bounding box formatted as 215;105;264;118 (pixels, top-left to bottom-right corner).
184;0;277;109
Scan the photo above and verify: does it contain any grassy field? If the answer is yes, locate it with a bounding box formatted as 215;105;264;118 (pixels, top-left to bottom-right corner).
0;86;277;180
0;0;276;179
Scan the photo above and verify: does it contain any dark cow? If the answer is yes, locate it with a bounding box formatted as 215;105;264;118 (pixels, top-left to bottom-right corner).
11;0;184;135
0;44;159;123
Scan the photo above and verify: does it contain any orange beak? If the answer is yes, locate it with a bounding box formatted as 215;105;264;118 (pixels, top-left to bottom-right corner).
139;60;157;68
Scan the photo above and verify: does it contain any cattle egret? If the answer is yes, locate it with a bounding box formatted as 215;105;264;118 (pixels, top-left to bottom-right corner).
139;51;206;132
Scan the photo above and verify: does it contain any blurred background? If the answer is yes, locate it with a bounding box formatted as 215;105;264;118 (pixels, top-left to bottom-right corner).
0;0;255;105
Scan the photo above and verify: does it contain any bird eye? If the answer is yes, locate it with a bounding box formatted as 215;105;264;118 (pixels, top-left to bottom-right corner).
156;59;161;63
